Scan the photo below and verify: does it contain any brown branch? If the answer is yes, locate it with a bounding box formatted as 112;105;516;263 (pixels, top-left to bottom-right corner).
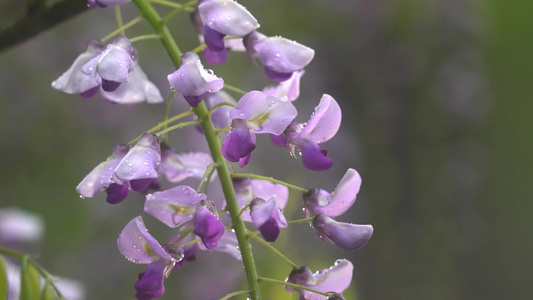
0;0;89;54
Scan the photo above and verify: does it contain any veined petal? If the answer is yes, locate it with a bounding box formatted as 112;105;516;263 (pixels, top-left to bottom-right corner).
230;91;297;135
298;94;341;144
299;139;332;172
198;0;259;36
100;64;163;104
262;70;304;101
118;216;172;264
221;123;256;162
145;186;207;228
76;145;129;198
250;197;287;242
51;40;104;94
254;36;314;74
193;202;225;249
134;260;167;300
312;214;373;251
161;149;215;183
115;133;161;181
167;52;224;102
304;169;362;217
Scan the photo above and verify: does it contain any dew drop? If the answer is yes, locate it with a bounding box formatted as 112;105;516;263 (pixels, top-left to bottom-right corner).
79;195;85;199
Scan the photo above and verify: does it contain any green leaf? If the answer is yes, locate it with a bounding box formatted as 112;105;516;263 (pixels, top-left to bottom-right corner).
0;256;8;300
20;256;41;300
40;281;56;300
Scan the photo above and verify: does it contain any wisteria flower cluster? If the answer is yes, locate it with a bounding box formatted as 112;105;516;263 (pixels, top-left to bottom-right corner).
48;0;373;299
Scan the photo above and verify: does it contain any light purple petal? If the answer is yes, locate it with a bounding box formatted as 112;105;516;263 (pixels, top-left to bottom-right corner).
144;186;207;228
230;91;297;135
134;260;167;300
193;203;225;249
114;133;161;181
221;123;256;162
0;208;44;244
51;40;104;94
250;197;287;242
285;266;315;293
310;259;353;297
254;36;314;74
204;91;236;129
161;149;215;183
313;214;373;251
199;230;242;260
117;216;171;264
100;64;163;104
167;52;224;100
250;180;289;210
297;94;341;144
82;36;134;83
299;139;332;172
198;0;259;36
262;70;304;101
304;169;362;217
76;145;129;198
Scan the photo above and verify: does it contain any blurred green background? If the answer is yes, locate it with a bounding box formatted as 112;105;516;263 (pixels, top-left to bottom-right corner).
1;0;532;299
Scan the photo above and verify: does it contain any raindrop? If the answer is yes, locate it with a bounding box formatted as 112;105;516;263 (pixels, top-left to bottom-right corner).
79;195;85;199
170;86;176;92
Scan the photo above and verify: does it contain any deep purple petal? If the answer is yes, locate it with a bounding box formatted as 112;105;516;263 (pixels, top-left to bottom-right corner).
135;260;167;300
254;36;314;74
269;134;287;147
130;178;153;193
298;94;341;144
221;124;256;162
250;197;287;242
264;67;292;82
114;133;161;181
106;181;131;204
198;0;259;36
304;169;361;218
203;26;226;51
193;203;225;249
312;214;373;250
285;266;315;292
230;91;298;135
203;47;228;65
144;186;207;228
184;95;203;108
76;145;129;198
101;79;121;92
117;216;171;264
299;139;332;172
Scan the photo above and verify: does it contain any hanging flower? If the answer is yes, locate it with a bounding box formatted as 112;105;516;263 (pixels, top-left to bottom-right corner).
312;214;373;250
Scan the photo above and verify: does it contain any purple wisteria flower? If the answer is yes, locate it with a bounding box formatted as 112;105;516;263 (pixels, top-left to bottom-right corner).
100;63;163;104
0;207;44;246
285;259;353;300
232;178;289;222
76;144;130;203
118;216;183;300
303;168;361;218
144;185;225;249
204;91;237;130
250;197;287;242
312;214;373;251
51;40;105;98
167;52;224;107
197;0;259;65
82;36;135;92
275;94;341;171
244;31;314;81
221;91;297;166
88;0;130;8
160;148;216;183
262;70;305;102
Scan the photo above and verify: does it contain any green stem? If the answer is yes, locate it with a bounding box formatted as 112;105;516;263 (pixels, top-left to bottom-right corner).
232;173;309;193
155;120;200;137
287;217;314;225
197;162;219;193
114;6;126;36
129;34;161;43
101;16;144;42
128;108;193;145
218;290;250;300
161;0;198;24
258;276;332;297
131;1;261;299
251;235;299;268
149;0;185;9
224;84;248;96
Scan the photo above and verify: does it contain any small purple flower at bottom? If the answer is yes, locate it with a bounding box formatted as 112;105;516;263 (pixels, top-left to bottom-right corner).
285;259;353;300
117;216;184;300
312;214;373;251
